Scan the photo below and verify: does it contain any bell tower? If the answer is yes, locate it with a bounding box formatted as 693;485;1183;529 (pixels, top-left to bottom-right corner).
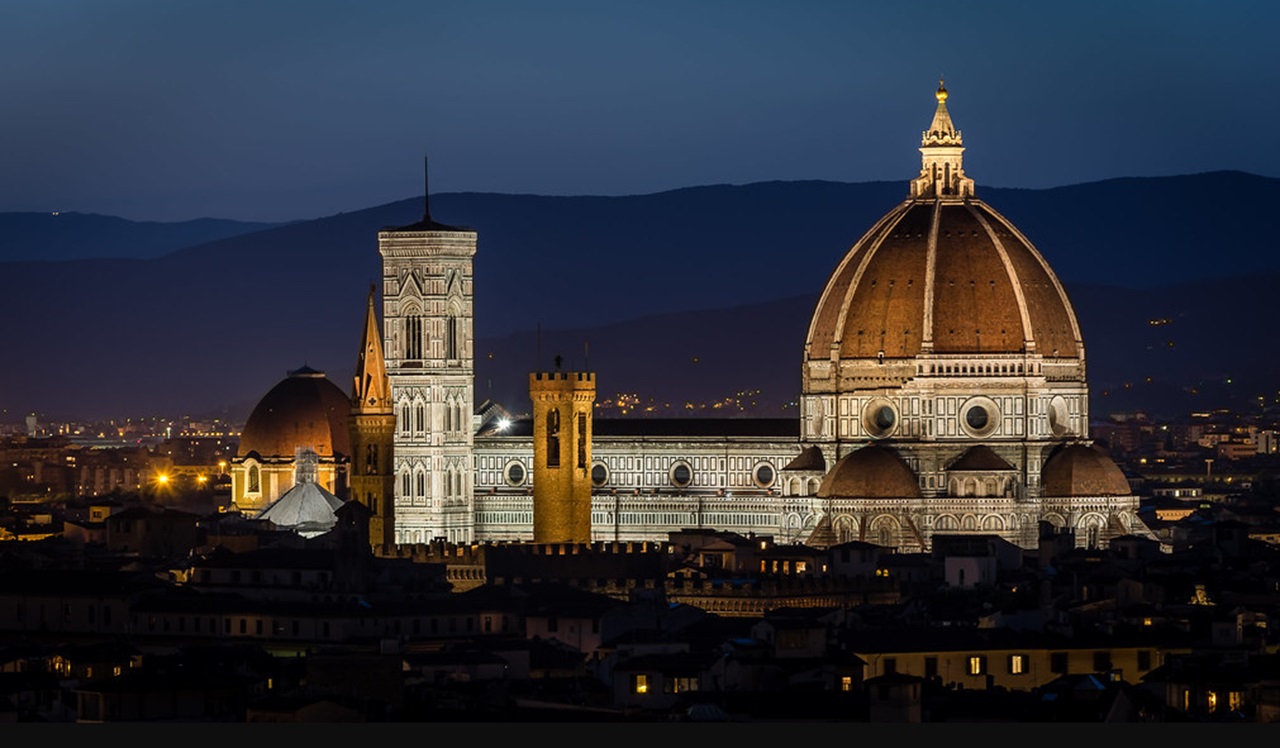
529;358;596;544
349;285;397;549
380;158;478;545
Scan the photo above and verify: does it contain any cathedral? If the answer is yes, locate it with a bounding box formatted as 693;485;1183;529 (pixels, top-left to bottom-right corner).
229;83;1144;552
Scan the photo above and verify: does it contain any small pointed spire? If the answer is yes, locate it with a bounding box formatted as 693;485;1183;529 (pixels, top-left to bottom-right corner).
353;285;391;412
924;78;959;145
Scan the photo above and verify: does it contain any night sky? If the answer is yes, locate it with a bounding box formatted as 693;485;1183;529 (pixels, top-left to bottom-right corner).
2;0;1276;223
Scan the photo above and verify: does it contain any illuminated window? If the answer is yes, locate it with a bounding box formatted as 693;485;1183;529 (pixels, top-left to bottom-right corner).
248;465;260;493
1183;689;1191;711
966;655;986;676
1229;691;1243;711
1008;654;1027;675
1207;691;1218;711
633;674;649;694
841;676;853;692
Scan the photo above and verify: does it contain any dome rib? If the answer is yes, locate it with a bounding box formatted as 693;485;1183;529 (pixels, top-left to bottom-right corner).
986;205;1085;360
803;198;1082;361
968;203;1036;353
805;201;912;360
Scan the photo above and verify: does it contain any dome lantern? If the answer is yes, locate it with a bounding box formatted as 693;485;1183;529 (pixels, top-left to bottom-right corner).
910;78;975;199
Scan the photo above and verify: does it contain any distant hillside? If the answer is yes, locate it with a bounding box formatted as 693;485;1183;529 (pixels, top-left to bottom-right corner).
0;171;1276;421
475;273;1280;424
0;212;285;261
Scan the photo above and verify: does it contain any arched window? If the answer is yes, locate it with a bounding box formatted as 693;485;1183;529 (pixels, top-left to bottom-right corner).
406;316;424;359
365;445;378;474
401;472;410;497
546;409;561;467
400;403;410;434
446;315;458;360
416;472;426;497
248;465;260;493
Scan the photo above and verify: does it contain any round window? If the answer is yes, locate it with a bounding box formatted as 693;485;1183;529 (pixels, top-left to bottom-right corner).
862;399;898;438
591;462;609;488
753;462;775;489
959;397;1000;437
670;462;692;488
504;461;526;486
1048;395;1071;436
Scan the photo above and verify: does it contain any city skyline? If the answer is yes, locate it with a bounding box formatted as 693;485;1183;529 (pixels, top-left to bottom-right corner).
1;0;1277;222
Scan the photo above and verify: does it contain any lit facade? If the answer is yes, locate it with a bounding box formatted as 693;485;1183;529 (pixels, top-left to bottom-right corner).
367;85;1144;551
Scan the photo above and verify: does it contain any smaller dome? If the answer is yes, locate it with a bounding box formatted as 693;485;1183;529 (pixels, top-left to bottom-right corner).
818;445;921;499
238;367;351;459
1041;444;1131;497
258;480;345;538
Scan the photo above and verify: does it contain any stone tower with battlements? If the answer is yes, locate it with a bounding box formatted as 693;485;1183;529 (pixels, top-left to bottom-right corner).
530;363;596;544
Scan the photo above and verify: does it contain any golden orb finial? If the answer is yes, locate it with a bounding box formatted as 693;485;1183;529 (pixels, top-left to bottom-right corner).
936;78;948;102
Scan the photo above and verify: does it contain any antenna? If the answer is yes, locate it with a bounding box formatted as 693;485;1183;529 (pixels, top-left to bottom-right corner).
423;154;431;220
536;322;542;372
584;340;590;372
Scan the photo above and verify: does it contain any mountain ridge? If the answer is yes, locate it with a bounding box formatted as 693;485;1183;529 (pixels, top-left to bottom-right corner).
2;171;1276;421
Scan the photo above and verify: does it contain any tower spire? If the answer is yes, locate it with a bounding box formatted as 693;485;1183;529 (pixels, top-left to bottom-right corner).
909;79;975;199
423;154;431;221
352;284;391;410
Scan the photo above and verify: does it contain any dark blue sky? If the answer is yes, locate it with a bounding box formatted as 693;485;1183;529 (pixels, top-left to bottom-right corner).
2;0;1276;222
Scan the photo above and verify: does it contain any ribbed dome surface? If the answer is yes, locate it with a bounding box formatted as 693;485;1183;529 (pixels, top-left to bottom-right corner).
817;445;921;499
257;480;345;538
1040;444;1131;497
805;199;1081;362
237;367;351;459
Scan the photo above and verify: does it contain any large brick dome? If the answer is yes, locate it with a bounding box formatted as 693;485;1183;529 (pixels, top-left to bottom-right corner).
804;198;1082;362
237;366;351;460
